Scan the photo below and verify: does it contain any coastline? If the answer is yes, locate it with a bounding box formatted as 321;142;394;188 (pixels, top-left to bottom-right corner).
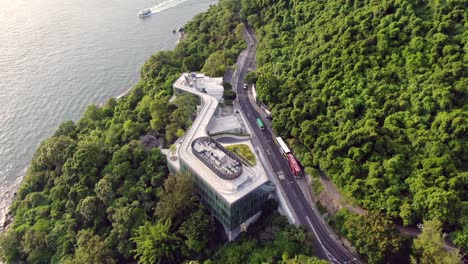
0;87;132;233
0;174;23;232
0;32;183;234
0;66;155;232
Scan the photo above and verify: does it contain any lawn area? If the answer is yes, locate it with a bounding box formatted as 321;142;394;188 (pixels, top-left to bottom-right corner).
226;144;256;166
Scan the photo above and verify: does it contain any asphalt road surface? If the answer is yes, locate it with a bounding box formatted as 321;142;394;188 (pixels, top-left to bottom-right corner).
235;24;362;264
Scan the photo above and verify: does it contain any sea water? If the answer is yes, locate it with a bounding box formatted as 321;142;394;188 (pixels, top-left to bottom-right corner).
0;0;217;227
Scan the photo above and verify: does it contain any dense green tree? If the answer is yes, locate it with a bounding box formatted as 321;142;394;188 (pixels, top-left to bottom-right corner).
94;174;115;206
32;136;76;175
78;196;97;223
222;82;233;90
212;213;316;264
244;71;258;84
131;220;180;264
202;50;227;77
0;229;20;262
234;23;246;39
150;97;171;133
343;211;406;264
223;89;237;104
411;219;460;264
155;173;196;224
178;206;212;254
54;120;78;139
63;229;116;264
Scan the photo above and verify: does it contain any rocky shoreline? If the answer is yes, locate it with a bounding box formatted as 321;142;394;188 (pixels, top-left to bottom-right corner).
0;175;23;232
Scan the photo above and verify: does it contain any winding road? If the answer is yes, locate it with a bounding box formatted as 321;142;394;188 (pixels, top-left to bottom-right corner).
234;24;362;264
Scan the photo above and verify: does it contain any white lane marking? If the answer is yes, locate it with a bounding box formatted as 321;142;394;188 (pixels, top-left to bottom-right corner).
306;216;339;264
299;202;305;211
277;171;285;180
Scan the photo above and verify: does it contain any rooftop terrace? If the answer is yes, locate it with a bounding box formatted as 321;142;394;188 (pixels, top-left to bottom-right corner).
192;137;242;180
171;73;269;204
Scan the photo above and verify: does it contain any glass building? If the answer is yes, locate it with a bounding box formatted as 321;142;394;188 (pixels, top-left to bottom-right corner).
180;157;275;230
168;73;276;238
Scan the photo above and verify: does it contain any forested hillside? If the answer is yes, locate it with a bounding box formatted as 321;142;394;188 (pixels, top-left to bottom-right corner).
242;0;467;247
0;1;246;263
0;1;329;263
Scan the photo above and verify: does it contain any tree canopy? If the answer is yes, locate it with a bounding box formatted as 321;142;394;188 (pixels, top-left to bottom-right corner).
411;219;460;264
241;0;467;248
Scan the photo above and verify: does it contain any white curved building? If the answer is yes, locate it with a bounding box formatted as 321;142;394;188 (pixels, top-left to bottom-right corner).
167;73;275;240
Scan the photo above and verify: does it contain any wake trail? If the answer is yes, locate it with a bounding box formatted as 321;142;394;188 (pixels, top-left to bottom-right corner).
150;0;191;13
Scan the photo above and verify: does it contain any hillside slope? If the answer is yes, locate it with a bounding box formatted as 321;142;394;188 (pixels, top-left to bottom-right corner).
243;0;467;247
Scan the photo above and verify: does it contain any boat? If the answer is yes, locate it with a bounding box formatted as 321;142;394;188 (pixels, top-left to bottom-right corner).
138;9;152;18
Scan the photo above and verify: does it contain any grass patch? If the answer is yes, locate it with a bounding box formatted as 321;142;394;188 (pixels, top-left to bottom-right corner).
226;144;256;166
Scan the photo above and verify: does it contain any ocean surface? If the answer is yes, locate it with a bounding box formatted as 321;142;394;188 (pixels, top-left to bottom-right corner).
0;0;217;226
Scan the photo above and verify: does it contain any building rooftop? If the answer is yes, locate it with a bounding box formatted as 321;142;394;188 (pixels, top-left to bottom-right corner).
173;73;269;204
189;73;224;102
192;137;242;180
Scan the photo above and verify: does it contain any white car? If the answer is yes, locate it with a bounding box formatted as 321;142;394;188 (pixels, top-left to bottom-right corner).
243;83;248;89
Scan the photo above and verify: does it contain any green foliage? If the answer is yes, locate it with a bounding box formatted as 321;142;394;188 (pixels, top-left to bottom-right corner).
178;205;212;254
131;220;180;264
165;94;199;145
210;213;315;264
280;254;328;264
241;0;467;237
411;219;460;264
223;89;237;105
336;210;408;263
222;82;232;90
0;229;20;262
78;196;97;223
155;173;196;224
202;50;227;77
244;71;258;84
226;144;256;165
63;229;116;264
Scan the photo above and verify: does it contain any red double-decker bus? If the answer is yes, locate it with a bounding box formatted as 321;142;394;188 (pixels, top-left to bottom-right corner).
286;153;303;179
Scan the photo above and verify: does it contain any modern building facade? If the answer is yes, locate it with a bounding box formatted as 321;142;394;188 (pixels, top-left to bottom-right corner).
167;73;275;239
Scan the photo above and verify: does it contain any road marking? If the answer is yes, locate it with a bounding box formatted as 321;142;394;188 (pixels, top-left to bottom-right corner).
277;171;285;180
299;202;305;211
306;216;339;264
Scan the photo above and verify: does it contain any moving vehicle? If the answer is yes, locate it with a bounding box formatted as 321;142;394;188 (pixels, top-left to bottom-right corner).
138;9;152;17
243;83;248;89
287;153;303;178
275;137;303;178
256;118;265;130
264;108;272;120
275;137;291;155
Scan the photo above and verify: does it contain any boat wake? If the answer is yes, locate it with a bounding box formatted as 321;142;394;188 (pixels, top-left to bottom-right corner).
150;0;191;14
